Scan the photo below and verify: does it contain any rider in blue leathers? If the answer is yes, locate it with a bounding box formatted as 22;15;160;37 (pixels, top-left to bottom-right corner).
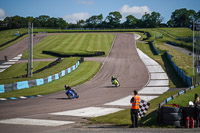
65;84;76;94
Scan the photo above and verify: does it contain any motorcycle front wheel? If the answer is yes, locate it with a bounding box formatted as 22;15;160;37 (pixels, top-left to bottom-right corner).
67;93;73;99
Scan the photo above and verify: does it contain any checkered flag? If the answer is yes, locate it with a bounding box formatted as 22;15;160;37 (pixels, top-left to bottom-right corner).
139;99;150;118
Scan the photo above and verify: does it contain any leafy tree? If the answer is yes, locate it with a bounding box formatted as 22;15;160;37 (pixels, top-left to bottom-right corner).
3;17;12;29
85;14;103;28
123;15;138;28
85;15;98;28
97;14;103;24
36;15;50;27
169;8;198;28
141;12;151;28
57;17;67;29
105;11;122;28
76;19;85;28
150;12;163;28
167;19;173;27
48;17;58;27
141;12;163;28
198;10;200;18
26;16;34;26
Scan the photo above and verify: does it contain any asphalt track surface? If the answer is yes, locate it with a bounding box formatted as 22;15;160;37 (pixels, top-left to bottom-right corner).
0;33;150;132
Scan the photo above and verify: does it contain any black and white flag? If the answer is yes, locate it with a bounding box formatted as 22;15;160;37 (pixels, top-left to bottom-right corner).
139;99;150;118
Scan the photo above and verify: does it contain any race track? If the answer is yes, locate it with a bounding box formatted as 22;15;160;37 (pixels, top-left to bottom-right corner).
0;33;149;132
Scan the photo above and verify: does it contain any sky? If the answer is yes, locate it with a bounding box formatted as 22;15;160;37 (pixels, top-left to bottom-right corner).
0;0;200;23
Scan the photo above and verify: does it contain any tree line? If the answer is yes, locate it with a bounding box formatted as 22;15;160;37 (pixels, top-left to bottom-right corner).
0;8;200;31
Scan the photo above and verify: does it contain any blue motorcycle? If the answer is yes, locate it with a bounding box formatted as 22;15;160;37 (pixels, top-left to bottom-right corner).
65;89;79;99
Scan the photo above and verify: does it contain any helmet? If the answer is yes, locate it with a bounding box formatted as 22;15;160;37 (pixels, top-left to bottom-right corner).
112;76;115;78
65;84;68;88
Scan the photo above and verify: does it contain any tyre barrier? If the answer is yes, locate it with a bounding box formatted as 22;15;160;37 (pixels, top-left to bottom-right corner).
167;41;179;46
161;120;181;127
149;42;159;55
160;106;182;127
162;113;182;121
142;32;151;41
160;106;197;127
42;50;105;57
161;106;182;113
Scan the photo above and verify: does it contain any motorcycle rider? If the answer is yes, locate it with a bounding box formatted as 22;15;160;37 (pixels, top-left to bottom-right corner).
111;76;117;83
111;75;120;87
64;84;77;95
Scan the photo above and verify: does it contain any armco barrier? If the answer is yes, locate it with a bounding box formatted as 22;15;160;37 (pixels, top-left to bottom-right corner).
149;42;159;55
165;52;192;86
0;60;82;93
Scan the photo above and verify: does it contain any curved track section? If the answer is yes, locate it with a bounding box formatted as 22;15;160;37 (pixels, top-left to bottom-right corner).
0;33;149;121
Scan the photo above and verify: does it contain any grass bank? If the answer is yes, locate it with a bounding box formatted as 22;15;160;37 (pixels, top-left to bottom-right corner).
0;61;101;98
0;57;79;84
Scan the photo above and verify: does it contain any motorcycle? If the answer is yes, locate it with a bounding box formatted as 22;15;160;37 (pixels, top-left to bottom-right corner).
112;79;120;87
65;89;79;99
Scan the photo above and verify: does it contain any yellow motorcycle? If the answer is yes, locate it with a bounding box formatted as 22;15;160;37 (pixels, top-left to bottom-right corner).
111;79;120;87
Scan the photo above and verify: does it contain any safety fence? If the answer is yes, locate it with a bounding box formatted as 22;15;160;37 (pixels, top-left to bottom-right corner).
166;52;192;87
0;59;83;93
149;42;159;55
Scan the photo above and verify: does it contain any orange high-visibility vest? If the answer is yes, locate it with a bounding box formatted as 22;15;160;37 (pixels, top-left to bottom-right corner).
131;95;140;109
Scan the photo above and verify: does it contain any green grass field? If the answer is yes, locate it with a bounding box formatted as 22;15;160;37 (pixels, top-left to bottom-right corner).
0;57;79;84
157;28;193;38
22;33;114;58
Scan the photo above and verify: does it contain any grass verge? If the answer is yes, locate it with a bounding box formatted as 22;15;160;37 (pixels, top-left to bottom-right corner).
0;57;79;84
0;61;101;98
